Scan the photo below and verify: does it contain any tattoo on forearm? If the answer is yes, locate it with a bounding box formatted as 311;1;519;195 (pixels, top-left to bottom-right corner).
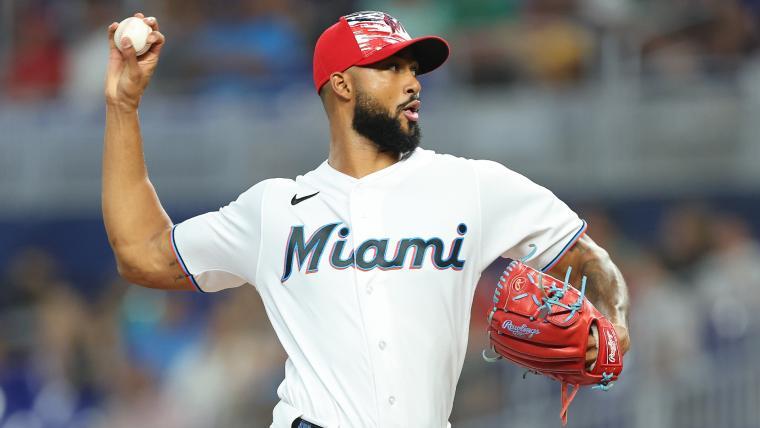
551;237;629;324
580;256;627;323
169;259;188;283
554;244;587;285
579;259;611;314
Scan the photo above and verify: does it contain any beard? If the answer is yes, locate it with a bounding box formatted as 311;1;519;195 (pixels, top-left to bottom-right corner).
352;91;421;159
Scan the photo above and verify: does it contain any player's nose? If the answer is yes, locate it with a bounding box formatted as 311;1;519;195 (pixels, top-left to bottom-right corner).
404;74;421;97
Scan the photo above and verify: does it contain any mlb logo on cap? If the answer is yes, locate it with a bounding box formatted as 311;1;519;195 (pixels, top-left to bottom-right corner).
312;11;450;92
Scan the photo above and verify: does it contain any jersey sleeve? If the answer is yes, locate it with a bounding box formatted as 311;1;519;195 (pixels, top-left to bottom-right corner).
170;181;267;292
475;159;587;272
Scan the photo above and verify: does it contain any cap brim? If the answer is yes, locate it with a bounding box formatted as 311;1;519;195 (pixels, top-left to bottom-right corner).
354;36;450;75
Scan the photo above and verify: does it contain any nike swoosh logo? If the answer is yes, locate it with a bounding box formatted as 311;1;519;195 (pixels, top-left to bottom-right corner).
291;191;320;206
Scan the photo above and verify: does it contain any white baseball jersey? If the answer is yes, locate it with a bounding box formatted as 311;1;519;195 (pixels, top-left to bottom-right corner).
171;147;586;428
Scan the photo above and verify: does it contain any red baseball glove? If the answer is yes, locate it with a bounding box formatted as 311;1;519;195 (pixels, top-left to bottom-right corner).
482;258;623;425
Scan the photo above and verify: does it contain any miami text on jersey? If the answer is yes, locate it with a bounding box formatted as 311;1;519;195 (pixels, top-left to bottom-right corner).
281;223;468;282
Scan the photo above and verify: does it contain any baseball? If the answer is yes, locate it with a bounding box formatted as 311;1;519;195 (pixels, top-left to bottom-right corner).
114;17;152;56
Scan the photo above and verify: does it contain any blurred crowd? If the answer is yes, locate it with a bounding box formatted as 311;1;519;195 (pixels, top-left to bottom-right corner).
1;202;759;427
0;249;286;428
3;0;760;103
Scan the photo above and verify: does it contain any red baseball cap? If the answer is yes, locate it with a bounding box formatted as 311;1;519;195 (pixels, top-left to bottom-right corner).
313;11;450;93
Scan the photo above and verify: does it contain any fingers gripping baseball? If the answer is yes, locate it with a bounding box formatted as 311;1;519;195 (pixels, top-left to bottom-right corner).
105;13;165;111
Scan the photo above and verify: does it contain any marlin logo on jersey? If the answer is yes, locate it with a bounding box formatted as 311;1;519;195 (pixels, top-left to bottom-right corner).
281;222;468;282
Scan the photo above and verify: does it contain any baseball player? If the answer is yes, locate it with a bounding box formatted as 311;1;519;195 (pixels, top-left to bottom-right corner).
103;11;630;428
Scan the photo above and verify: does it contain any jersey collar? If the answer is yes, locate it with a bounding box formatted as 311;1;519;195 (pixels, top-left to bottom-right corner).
318;147;426;187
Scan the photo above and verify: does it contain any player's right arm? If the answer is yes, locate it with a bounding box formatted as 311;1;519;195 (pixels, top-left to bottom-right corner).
102;13;192;290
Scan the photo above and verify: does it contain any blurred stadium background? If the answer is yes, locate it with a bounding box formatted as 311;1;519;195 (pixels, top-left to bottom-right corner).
2;0;760;427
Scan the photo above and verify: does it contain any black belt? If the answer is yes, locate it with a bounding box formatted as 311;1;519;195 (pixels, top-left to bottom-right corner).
292;417;324;428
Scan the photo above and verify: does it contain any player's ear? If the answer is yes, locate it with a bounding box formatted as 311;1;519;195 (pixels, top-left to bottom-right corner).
329;72;352;101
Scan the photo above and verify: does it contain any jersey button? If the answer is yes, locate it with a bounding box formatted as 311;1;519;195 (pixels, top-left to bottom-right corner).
378;341;386;350
388;396;396;405
366;285;373;294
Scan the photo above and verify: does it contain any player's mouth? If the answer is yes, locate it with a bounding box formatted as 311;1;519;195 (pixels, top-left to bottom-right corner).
402;100;420;122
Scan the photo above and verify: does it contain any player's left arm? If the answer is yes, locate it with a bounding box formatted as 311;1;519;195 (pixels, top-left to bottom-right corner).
547;234;631;356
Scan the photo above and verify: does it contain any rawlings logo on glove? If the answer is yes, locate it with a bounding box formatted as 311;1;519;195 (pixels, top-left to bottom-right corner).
502;320;541;338
482;257;624;426
606;330;618;363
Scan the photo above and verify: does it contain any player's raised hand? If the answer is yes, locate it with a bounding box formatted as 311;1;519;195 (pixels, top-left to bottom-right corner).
105;13;165;112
